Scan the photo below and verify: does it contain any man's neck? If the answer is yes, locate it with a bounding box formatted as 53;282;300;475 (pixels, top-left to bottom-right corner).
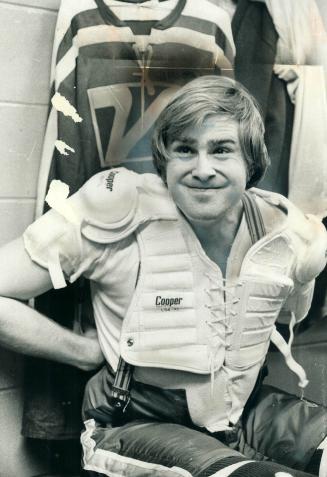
188;200;243;272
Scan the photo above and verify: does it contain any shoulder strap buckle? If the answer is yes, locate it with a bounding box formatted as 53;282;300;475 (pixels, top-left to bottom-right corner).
110;358;134;413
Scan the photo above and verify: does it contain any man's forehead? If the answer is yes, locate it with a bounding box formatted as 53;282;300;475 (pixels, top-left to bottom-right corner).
172;115;240;143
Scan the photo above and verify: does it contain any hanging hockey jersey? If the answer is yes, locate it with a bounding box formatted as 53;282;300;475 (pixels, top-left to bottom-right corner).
36;0;235;215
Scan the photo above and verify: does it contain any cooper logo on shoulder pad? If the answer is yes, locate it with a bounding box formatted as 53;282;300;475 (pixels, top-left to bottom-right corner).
106;170;119;191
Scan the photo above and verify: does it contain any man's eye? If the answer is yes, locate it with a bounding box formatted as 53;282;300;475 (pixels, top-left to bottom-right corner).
175;145;193;155
213;147;231;155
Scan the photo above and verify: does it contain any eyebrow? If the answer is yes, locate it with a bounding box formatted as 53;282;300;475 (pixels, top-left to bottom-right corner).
171;137;237;146
171;136;197;146
208;139;237;147
169;137;238;148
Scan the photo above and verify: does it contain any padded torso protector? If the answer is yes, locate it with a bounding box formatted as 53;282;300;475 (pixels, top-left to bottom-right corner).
46;169;327;374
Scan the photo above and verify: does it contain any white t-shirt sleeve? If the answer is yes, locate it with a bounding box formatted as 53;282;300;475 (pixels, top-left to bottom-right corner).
23;208;105;289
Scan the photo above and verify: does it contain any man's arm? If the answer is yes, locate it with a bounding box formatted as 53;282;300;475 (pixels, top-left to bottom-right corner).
0;237;103;371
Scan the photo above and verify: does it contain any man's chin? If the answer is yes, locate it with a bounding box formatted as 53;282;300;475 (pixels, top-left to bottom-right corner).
183;209;223;225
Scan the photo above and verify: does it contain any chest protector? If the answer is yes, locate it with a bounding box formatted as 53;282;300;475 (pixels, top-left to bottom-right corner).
120;205;294;375
73;169;323;377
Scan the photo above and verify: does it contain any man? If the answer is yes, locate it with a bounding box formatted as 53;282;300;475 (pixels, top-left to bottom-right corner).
0;76;326;476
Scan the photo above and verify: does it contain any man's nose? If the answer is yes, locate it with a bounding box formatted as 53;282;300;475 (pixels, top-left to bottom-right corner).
191;153;216;181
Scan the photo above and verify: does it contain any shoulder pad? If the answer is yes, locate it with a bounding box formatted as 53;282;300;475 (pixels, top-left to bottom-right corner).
252;188;327;283
251;188;289;215
70;168;140;225
293;213;327;283
68;168;178;243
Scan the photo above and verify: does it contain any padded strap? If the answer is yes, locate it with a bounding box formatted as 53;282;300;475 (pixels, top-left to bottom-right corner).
242;191;266;244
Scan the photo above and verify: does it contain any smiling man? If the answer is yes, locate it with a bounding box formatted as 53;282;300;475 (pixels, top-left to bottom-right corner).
0;76;327;477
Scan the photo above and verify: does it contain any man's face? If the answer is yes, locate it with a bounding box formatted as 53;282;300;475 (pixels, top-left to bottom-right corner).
166;115;247;225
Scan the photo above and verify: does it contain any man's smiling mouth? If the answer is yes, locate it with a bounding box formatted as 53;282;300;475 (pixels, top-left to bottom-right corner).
185;185;223;191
